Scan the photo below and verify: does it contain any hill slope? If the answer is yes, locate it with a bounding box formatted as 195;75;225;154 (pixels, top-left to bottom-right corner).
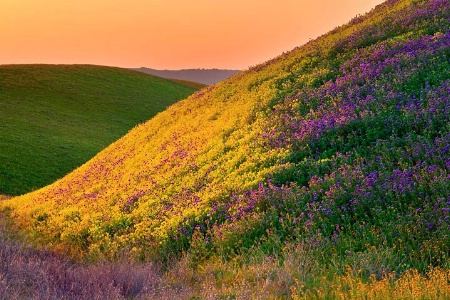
0;65;197;196
2;0;450;296
132;68;240;85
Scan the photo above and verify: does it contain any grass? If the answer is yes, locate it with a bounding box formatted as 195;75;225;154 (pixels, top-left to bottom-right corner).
1;218;449;300
0;65;197;196
0;208;194;300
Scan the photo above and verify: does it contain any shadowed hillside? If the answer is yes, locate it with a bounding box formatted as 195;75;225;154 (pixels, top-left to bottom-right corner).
0;65;197;196
2;0;450;297
132;68;240;85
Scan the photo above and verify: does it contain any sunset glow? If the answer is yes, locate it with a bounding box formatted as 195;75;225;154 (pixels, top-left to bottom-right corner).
0;0;384;69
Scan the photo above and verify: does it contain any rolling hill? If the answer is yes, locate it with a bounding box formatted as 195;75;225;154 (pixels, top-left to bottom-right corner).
2;0;450;297
132;68;240;85
0;65;197;196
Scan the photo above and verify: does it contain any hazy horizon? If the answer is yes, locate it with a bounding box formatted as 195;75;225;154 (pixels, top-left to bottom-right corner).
1;0;384;70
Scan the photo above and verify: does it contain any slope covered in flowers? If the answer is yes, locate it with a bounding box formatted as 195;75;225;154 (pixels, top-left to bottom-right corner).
2;1;449;288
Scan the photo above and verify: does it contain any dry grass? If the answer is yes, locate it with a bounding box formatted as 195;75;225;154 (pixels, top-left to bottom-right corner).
2;219;450;299
162;242;320;299
291;268;450;300
0;212;195;300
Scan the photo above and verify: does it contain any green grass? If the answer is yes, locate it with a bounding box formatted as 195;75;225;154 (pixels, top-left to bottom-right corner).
0;64;197;196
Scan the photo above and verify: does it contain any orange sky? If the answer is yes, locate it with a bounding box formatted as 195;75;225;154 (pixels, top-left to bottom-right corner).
0;0;384;69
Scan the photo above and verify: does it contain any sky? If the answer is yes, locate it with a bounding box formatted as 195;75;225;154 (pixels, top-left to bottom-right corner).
0;0;385;70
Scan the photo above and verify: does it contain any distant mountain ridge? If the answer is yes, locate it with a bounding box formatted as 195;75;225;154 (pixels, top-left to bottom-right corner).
131;68;240;85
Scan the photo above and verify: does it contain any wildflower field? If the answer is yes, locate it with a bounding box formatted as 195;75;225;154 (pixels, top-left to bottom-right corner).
1;0;450;298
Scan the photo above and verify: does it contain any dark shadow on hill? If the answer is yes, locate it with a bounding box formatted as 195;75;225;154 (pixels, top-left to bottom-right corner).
131;68;240;85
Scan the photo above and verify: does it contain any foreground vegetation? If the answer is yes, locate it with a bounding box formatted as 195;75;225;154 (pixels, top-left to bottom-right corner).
1;220;449;299
0;209;189;299
1;0;449;298
0;65;197;196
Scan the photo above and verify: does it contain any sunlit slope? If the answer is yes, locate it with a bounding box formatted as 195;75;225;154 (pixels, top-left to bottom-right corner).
0;65;197;196
2;0;449;268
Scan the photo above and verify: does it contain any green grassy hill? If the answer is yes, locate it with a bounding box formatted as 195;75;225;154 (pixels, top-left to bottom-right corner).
0;65;197;196
2;0;450;298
